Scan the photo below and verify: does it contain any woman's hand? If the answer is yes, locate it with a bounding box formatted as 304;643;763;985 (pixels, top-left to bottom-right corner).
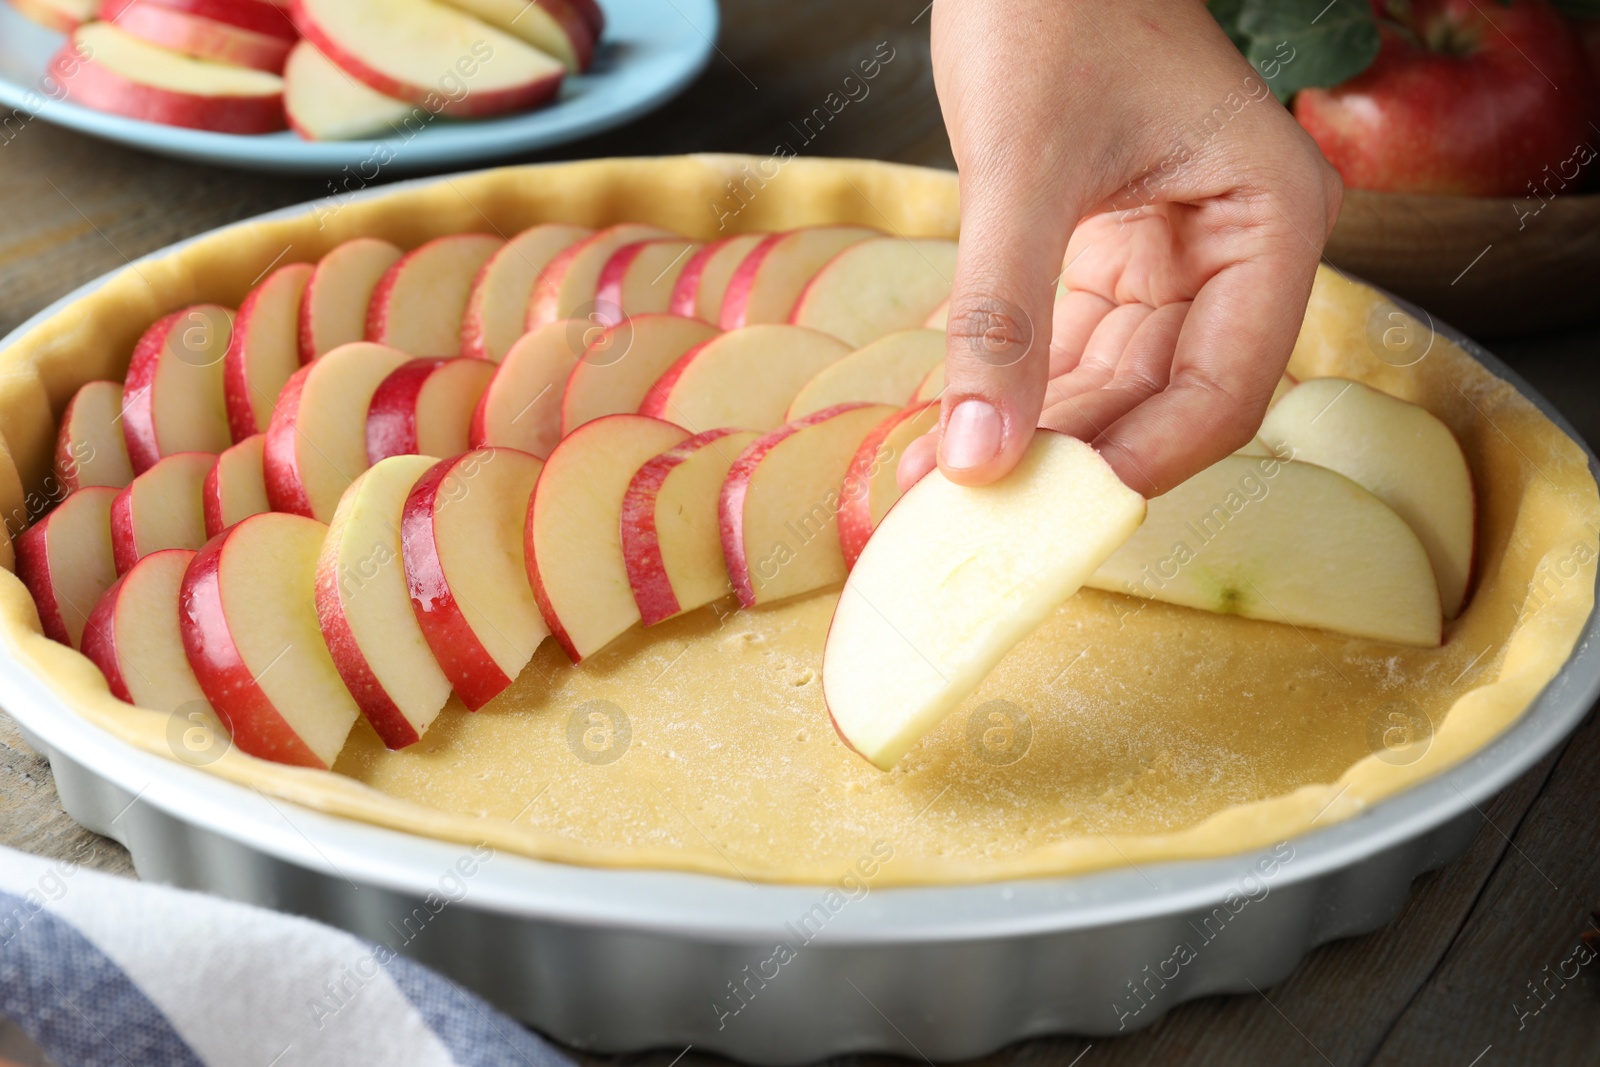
899;0;1342;498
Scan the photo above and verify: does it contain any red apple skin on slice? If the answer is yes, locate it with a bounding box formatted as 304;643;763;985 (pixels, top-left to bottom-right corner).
595;238;702;324
639;324;852;434
401;448;547;708
101;0;294;73
468;321;583;460
559;314;719;437
299;238;403;362
460;223;591;363
203;433;269;537
718;403;897;608
180;512;358;769
669;233;766;323
224;261;313;441
837;402;939;569
55;380;135;491
789;237;958;347
81;548;209;713
110;451;217;575
718;226;878;330
365;357;495;463
121;304;235;474
126;0;297;39
525;224;676;329
621;429;759;626
366;234;503;358
15;486;118;649
525;415;690;662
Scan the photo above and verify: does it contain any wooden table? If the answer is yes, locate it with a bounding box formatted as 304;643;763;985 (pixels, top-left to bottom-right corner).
3;2;1599;1064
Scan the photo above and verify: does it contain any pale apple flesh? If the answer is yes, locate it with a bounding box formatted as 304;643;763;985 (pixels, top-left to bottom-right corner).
432;0;596;72
790;237;958;348
81;548;209;713
787;328;945;420
824;432;1147;770
284;40;417;142
468;320;583;459
300;238;403;362
669;233;767;323
110;450;216;574
15;486;119;649
559;313;720;436
923;299;949;330
121;304;234;474
365;357;495;463
55;380;135;491
203;433;269;537
639;324;852;433
719;226;878;329
595;239;702;324
224;261;312;441
912;362;945;404
461;224;591;362
101;0;293;72
836;401;940;569
7;0;98;32
366;234;503;358
526;224;676;329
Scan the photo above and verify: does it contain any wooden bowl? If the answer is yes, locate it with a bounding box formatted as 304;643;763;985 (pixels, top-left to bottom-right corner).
1324;188;1600;338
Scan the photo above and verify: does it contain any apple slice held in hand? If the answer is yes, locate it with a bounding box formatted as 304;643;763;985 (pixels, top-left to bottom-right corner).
527;415;690;662
82;548;210;713
367;234;503;358
560;313;719;436
224;261;313;441
365;357;495;463
1086;453;1442;647
825;432;1147;769
837;401;940;569
284;40;418;142
670;233;766;324
526;224;676;329
55;380;135;491
639;325;851;433
16;486;119;649
300;238;403;362
787;329;945;420
181;512;359;769
790;238;958;347
719;226;877;329
402;447;548;708
596;239;703;322
122;304;234;474
203;433;269;537
1259;377;1474;617
469;321;582;459
719;403;897;608
622;429;760;626
315;454;452;748
461;224;591;362
110;451;216;575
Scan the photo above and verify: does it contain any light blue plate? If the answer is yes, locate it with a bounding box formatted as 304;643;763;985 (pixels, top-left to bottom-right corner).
0;0;717;174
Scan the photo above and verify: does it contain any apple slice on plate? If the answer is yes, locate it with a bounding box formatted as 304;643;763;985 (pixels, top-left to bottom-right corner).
203;433;269;537
622;429;760;626
315;454;452;749
525;224;677;328
1087;453;1442;646
402;447;548;708
639;324;852;433
101;0;294;72
469;321;581;459
131;0;297;38
110;451;216;575
670;234;767;323
15;486;118;649
122;304;234;473
461;223;592;362
181;512;359;768
824;431;1147;769
8;0;98;32
433;0;596;72
50;23;287;134
81;549;209;713
224;261;313;441
367;234;503;357
719;226;878;329
55;381;135;491
911;362;945;404
295;0;564;117
719;403;897;608
790;238;958;347
1260;376;1473;617
595;239;703;323
300;238;403;362
786;328;945;420
560;313;719;436
526;415;690;662
366;357;496;463
837;401;940;569
924;299;949;330
284;40;418;142
264;342;410;521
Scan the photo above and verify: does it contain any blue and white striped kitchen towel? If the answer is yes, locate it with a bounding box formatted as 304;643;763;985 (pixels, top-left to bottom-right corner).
0;844;573;1067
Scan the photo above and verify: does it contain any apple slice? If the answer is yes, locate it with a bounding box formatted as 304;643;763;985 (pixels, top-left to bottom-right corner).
824;432;1147;769
559;313;719;436
128;0;297;39
315;454;452;749
1087;454;1442;646
595;238;703;324
923;299;949;330
639;325;852;433
121;304;234;474
202;433;269;537
786;328;945;420
401;448;548;708
54;380;135;491
837;401;940;569
15;487;118;649
264;342;410;521
468;321;581;459
51;23;287;134
300;238;403;362
284;40;418;142
110;451;216;575
911;362;945;404
180;512;358;768
719;403;897;608
790;238;958;347
718;226;878;329
224;261;313;441
669;233;766;323
432;0;595;72
366;357;496;463
526;415;690;662
81;549;209;712
460;223;592;362
1259;377;1473;617
366;234;503;358
525;224;676;328
7;0;98;32
295;0;564;117
101;0;293;72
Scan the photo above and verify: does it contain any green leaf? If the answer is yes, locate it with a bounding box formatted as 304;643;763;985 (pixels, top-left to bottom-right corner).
1209;0;1382;103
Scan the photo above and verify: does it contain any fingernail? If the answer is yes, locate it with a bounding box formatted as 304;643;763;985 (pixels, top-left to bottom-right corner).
941;400;1002;471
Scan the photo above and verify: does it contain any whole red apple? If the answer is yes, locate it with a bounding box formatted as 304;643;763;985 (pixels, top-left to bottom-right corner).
1293;0;1594;197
